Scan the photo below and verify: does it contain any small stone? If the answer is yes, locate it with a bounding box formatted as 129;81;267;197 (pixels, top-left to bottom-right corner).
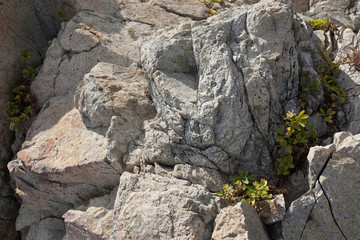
257;194;286;224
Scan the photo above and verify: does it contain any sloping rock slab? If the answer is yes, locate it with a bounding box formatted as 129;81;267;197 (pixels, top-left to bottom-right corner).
8;96;120;218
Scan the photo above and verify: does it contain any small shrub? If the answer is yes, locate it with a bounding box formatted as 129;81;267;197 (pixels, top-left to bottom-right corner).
345;25;355;30
200;0;221;17
275;110;317;175
316;107;336;124
307;17;338;32
318;59;346;108
299;78;320;101
217;170;271;206
57;10;66;22
6;49;38;132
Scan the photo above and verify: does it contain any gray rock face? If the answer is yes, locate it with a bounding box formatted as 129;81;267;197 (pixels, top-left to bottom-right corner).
25;218;65;240
283;132;360;239
211;200;270;240
140;0;309;179
7;0;360;239
111;172;218;240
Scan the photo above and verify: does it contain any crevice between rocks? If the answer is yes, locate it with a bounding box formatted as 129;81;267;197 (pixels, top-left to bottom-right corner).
157;5;205;21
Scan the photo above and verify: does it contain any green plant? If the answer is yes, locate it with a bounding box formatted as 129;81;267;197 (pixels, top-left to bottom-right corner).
299;79;320;101
317;107;336;124
217;170;271;206
6;49;38;132
57;10;66;22
200;0;221;17
318;59;346;108
275;110;317;175
307;17;338;32
345;25;355;30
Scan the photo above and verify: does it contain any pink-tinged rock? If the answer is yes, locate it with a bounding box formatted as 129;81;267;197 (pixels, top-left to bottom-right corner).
63;188;117;240
8;96;120;218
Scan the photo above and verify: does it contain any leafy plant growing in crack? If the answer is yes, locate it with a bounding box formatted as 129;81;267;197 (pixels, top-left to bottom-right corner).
57;10;66;22
307;17;339;32
6;48;38;132
200;0;222;17
275;110;317;175
217;170;271;206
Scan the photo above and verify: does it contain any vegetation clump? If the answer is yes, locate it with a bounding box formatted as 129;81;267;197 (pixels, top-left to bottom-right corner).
307;17;338;32
200;0;222;17
217;170;271;206
6;48;38;132
275;110;317;175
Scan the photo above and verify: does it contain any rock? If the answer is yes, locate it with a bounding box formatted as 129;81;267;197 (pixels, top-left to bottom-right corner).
308;115;328;138
283;132;360;239
15;206;41;232
257;194;286;224
211;200;270;240
292;0;310;13
8;96;120;218
282;190;316;239
25;218;65;240
111;172;217;240
140;0;313;180
75;62;155;128
32;10;144;107
307;143;335;188
63;188;117;240
301;182;346;240
172;164;226;192
0;1;74;238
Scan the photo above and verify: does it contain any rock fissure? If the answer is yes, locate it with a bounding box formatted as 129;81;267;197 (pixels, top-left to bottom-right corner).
318;181;348;240
157;5;205;21
299;191;317;239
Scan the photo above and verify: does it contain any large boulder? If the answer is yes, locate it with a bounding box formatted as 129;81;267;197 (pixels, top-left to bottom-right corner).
139;0;323;182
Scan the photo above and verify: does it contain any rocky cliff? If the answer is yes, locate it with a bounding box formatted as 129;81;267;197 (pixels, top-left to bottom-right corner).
2;0;360;239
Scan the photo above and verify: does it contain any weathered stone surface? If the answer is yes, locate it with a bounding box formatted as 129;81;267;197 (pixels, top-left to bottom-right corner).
301;182;345;240
15;206;41;232
32;10;145;107
173;164;226;192
75;62;155;128
0;1;74;238
257;194;286;224
63;188;117;240
8;96;120;218
139;0;311;180
75;62;156;171
211;200;270;240
282;190;316;239
111;172;218;240
283;132;360;239
25;218;65;240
